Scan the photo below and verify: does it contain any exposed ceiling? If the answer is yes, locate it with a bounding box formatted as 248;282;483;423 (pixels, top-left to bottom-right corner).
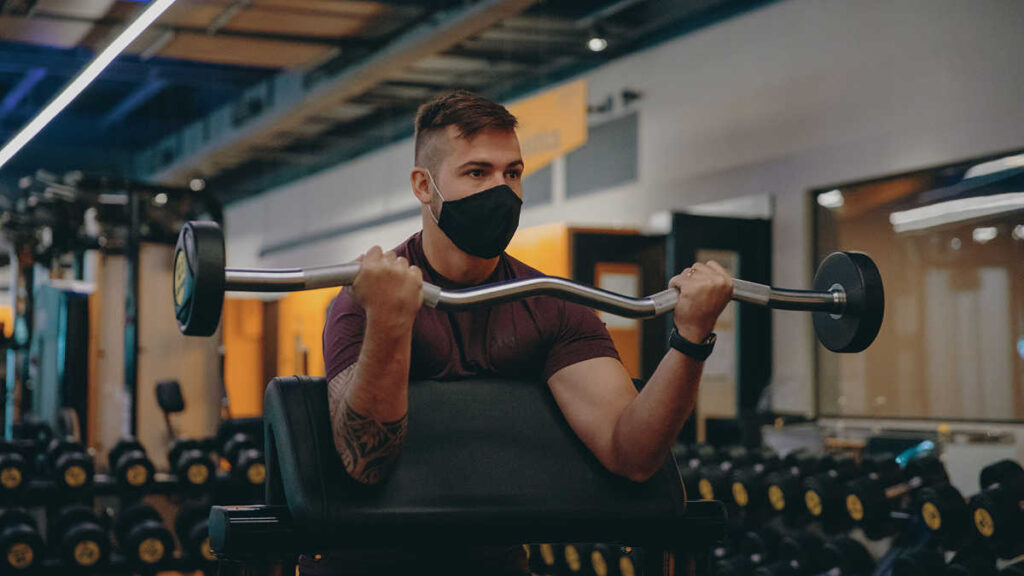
0;0;772;202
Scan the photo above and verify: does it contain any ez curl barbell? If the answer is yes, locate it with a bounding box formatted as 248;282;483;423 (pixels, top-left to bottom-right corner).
172;221;884;353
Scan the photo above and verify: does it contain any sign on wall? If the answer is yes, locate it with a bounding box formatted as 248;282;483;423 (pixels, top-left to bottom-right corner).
508;79;588;176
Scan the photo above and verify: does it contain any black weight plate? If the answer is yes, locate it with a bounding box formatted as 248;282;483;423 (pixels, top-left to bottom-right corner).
174;221;225;337
812;251;884;353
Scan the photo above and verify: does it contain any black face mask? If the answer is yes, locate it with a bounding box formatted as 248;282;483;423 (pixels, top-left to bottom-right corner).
428;173;522;259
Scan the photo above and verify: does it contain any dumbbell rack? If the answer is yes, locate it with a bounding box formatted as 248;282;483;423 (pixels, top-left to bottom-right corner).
2;446;264;575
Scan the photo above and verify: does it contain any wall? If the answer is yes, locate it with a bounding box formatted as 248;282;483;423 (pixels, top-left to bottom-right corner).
223;0;1024;416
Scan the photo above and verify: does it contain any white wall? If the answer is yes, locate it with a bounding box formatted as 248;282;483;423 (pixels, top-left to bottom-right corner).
224;0;1024;414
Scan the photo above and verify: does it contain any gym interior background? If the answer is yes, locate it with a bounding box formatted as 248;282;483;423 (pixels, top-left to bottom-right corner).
0;0;1022;575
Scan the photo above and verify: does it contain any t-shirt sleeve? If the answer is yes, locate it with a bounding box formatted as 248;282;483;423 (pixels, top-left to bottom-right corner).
542;300;621;381
322;288;366;381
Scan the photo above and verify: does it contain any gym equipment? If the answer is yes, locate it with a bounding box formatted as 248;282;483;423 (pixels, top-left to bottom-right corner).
845;454;948;538
169;439;215;488
48;505;110;569
695;447;779;504
753;531;827;576
107;438;155;489
892;547;945;576
969;459;1024;558
672;443;719;499
175;502;216;564
173;221;884;352
764;452;834;522
917;481;972;548
714;527;783;575
0;441;28;495
819;536;875;576
731;452;789;514
114;503;175;568
207;376;727;574
0;509;43;572
802;453;860;531
944;544;998;576
221;432;266;486
45;438;94;492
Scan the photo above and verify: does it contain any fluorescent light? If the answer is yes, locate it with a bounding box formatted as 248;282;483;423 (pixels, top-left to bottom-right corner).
587;36;608;52
964;154;1024;179
889;192;1024;233
1013;224;1024;241
817;189;845;209
972;226;997;244
0;0;177;170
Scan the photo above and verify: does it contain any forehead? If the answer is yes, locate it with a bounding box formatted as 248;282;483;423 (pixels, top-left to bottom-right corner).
442;125;521;163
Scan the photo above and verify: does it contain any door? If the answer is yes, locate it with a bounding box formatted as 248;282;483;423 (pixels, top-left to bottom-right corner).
669;214;772;445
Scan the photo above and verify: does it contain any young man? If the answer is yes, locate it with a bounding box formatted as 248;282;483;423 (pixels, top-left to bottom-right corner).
312;91;733;575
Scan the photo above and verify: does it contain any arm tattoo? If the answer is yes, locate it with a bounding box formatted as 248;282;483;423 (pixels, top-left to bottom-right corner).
328;365;408;485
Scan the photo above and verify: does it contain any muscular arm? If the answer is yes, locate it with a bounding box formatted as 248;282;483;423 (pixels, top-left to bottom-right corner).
328;314;412;485
548;351;702;483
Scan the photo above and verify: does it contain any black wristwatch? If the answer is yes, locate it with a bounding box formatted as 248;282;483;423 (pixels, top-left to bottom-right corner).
669;326;716;361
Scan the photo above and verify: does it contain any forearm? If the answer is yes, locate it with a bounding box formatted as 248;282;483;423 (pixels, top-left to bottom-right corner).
611;349;703;481
329;312;413;485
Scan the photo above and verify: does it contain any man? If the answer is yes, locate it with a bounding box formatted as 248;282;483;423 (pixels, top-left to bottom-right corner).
312;91;733;575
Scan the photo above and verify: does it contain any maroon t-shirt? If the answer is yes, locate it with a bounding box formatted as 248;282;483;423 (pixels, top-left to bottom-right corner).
323;231;619;383
304;231;620;576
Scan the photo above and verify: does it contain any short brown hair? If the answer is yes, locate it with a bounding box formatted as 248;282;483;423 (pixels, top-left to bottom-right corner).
414;90;518;171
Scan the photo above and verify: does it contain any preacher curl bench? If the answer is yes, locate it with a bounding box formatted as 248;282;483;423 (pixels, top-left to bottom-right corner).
209;376;728;575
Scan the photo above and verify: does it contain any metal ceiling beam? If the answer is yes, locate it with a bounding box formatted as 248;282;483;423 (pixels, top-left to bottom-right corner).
137;0;541;186
0;42;270;88
99;77;170;130
0;67;46;122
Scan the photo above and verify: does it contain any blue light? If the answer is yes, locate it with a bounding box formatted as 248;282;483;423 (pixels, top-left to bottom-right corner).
1018;337;1024;360
895;440;935;468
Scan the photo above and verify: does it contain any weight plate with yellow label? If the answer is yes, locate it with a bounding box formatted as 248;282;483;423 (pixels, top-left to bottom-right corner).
769;485;786;511
564;545;581;573
591;549;608;576
846;494;864;521
921;502;942;531
126;464;149;487
201;538;217;562
620;554;636;576
540;544;555;566
137;537;166;564
173;221;226;337
805;490;823;517
64;465;88;488
247;462;266;485
187;463;211;485
732;482;749;507
0;467;22;490
974;508;995;538
7;543;34;569
73;541;102;567
698;478;714;500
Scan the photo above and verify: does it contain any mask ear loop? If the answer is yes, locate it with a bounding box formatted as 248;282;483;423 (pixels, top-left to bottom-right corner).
424;169;446;225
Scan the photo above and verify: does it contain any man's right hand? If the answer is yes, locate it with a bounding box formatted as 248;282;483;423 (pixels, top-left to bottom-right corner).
351;246;423;330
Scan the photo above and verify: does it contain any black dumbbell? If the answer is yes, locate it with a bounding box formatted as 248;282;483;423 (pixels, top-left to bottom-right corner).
892;547;946;576
845;454;948;538
0;440;29;496
729;452;785;514
714;526;784;575
588;543;622;576
673;443;719;499
944;543;997;576
969;459;1024;558
222;433;266;486
169;439;215;488
48;505;110;569
763;452;833;522
0;509;44;572
108;439;155;489
46;438;94;492
1001;560;1024;576
752;531;827;576
802;453;860;531
917;481;972;549
695;446;777;503
819;536;875;576
175;502;216;564
114;503;175;568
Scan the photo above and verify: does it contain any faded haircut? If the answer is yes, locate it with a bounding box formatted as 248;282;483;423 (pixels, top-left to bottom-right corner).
413;90;518;173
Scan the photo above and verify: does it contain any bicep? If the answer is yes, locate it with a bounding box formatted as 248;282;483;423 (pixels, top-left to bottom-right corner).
547;356;636;465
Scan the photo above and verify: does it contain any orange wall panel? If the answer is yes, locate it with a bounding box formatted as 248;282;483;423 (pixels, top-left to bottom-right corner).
222;298;265;417
506;222;570;277
277;288;338;378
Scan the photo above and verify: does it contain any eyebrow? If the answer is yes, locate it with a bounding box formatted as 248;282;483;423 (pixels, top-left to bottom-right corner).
457;160;524;170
